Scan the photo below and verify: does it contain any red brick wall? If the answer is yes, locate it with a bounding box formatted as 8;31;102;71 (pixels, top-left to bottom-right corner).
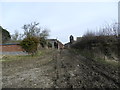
0;44;24;52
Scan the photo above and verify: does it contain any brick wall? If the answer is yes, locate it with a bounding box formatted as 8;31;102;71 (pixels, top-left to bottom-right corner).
0;44;24;52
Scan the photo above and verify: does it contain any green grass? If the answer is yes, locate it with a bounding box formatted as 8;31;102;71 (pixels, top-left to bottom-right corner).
0;55;31;62
0;49;54;62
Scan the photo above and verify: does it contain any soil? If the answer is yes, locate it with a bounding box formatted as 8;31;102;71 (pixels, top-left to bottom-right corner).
2;49;120;88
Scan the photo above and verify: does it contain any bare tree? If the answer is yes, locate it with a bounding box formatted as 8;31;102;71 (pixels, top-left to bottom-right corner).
11;30;23;41
22;22;50;39
22;22;50;48
22;22;41;38
97;23;118;36
40;29;50;39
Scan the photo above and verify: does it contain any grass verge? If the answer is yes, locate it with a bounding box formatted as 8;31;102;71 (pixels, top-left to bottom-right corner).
0;49;55;62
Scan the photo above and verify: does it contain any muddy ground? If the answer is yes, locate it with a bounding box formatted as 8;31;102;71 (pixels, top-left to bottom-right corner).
2;49;120;88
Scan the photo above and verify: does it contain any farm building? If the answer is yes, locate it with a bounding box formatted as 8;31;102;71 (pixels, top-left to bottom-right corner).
0;39;64;55
47;39;64;49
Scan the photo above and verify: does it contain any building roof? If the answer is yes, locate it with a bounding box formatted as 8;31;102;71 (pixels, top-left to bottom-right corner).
47;39;57;41
47;39;63;45
0;43;20;45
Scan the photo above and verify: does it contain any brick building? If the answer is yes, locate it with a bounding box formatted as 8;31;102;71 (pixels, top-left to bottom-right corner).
0;43;24;52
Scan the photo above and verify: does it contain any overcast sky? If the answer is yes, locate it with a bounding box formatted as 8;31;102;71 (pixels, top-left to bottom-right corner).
0;1;118;44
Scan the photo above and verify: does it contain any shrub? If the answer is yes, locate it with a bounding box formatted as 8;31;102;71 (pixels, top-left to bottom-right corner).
71;26;118;61
20;36;39;55
39;37;47;48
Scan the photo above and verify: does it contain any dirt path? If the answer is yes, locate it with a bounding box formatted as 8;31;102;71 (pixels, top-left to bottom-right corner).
54;49;119;88
2;49;119;88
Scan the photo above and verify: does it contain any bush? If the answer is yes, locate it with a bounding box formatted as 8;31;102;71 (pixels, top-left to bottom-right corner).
20;36;39;55
71;25;118;61
39;37;47;48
